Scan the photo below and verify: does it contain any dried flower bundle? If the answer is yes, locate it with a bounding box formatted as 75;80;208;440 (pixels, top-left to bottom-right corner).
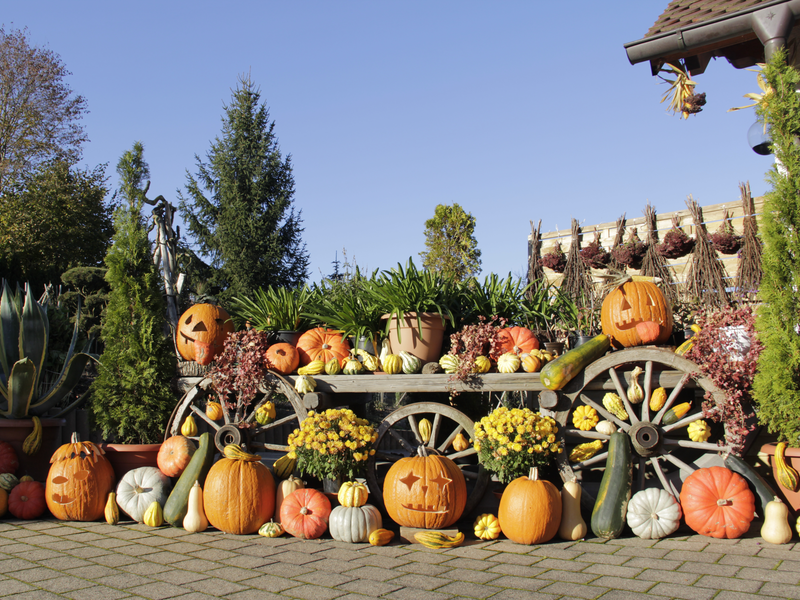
610;227;648;269
657;216;695;259
580;230;610;269
540;241;566;273
709;210;742;255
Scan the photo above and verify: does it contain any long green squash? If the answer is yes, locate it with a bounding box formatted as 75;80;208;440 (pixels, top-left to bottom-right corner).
590;431;632;540
724;453;777;518
540;334;610;391
163;432;216;527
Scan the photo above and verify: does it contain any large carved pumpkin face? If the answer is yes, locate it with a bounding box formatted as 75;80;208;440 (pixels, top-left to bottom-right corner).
601;281;673;348
382;449;466;529
45;435;115;522
176;304;235;365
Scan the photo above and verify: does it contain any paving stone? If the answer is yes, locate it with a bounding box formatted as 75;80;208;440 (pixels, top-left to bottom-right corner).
384;588;456;600
573;551;630;566
438;556;495;571
149;568;211;585
485;540;538;554
224;591;286;600
92;538;139;549
236;573;302;592
581;562;644;579
612;545;671;559
694;573;764;593
0;578;37;595
534;557;591;572
388;572;449;591
536;580;609;599
221;554;274;569
759;582;800;599
336;579;405;597
157;541;210;555
91;553;143;568
570;542;622;555
486;562;548;578
258;561;317;577
7;565;61;582
344;565;404;582
663;549;725;563
200;565;261;582
587;575;654;593
440;546;499;560
396;561;452;576
719;553;781;569
645;582;717;600
296;569;355;587
399;550;454;564
282;583;348;600
482;574;550;592
168;558;223;572
529;547;584;560
597;591;666;600
636;568;700;585
42;555;97;569
266;549;326;565
779;558;800;572
114;543;162;557
622;556;683;571
484;551;542;565
125;581;193;599
67;546;114;559
34;574;96;593
535;569;599;584
676;561;740;577
353;553;410;569
434;580;502;598
488;591;560;600
1;591;67;600
184;577;250;596
652;539;710;552
16;548;64;561
64;564;123;580
133;551;192;565
438;567;501;584
94;572;157;589
61;585;134;600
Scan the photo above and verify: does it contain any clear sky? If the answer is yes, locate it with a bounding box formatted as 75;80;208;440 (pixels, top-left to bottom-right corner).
4;1;774;283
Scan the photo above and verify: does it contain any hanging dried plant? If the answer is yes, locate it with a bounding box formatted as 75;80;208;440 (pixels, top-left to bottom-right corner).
607;214;627;272
528;219;545;284
540;240;566;273
657;216;695;259
683;196;730;308
611;227;648;270
580;230;610;269
640;203;678;305
734;182;762;303
561;219;595;304
710;210;743;255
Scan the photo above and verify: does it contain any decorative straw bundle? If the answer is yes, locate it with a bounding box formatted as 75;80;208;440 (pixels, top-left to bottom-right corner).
561;218;594;304
683;196;730;308
640;203;678;305
607;214;627;272
528;219;545;284
735;182;762;303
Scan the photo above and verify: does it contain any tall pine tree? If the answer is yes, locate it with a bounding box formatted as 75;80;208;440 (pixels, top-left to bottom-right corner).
419;203;481;281
89;142;176;444
180;75;309;302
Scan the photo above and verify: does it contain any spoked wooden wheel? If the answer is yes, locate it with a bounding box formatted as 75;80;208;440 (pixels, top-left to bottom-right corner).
166;371;308;454
553;348;749;502
366;402;490;516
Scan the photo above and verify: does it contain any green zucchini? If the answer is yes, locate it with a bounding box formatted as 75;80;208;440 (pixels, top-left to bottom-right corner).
591;431;632;540
540;334;610;390
724;453;777;518
163;432;216;527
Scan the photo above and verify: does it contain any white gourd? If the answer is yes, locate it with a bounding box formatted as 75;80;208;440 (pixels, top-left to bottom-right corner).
328;504;382;543
595;420;617;436
116;467;171;523
183;481;208;533
761;497;793;545
275;476;305;524
626;488;682;539
558;479;587;541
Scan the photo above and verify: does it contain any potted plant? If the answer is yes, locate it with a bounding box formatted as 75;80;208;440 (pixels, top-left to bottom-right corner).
364;258;455;362
473;406;562;485
287;407;378;493
455;273;537;329
0;281;94;480
443;315;508;385
229;285;311;345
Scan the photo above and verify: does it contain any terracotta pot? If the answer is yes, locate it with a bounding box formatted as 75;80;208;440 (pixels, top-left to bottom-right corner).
760;443;800;517
99;443;162;479
0;418;65;481
383;312;447;364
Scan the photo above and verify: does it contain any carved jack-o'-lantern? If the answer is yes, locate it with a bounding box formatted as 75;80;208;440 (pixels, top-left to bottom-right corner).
45;433;115;522
382;446;466;529
176;304;235;365
601;280;673;349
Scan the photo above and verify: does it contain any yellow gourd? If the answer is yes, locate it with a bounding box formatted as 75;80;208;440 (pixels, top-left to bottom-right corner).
105;492;119;525
649;387;668;412
572;405;599;431
143;501;164;527
774;442;800;492
496;352;521;373
337;481;369;507
761;497;793;544
418;418;432;443
205;401;223;421
473;513;501;540
687;420;711;443
558;479;587;541
452;432;470;452
473;355;491;374
181;415;198;437
627;366;644;404
183;481;209;533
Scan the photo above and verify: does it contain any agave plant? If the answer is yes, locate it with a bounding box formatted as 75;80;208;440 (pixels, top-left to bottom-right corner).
0;280;94;419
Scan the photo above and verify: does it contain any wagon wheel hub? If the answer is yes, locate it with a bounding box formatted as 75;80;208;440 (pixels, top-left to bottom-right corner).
215;424;249;453
628;421;663;458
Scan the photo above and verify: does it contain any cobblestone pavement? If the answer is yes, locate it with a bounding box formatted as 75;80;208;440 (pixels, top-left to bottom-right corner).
0;519;798;600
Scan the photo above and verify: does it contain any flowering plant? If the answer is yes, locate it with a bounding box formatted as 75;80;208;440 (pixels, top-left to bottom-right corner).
473;407;562;483
287;408;378;481
685;304;762;455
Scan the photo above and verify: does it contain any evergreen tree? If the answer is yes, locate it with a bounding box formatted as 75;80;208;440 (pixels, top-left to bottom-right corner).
420;203;482;281
752;49;800;445
88;143;176;444
180;75;309;302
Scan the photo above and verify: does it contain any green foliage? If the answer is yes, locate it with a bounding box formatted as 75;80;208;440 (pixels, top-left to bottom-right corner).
59;266;109;350
0;159;112;292
0;26;88;194
752;49;800;445
229;285;312;331
455;273;538;328
179;75;309;303
89;144;176;444
420;203;482;281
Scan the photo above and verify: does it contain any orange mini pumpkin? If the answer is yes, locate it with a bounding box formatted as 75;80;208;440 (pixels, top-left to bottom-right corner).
280;488;332;539
679;466;755;539
495;326;540;357
601;280;673;348
45;433;116;522
266;342;300;374
157;435;197;478
296;328;351;366
176;304;235;365
382;446;466;529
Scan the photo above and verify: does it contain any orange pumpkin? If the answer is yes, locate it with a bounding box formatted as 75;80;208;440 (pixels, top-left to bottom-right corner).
0;441;19;474
679;466;755;539
203;456;276;534
157;435;197;478
382;446;466;529
45;433;116;522
498;467;561;544
280;487;332;539
266;342;300;374
600;280;673;348
176;304;235;365
495;326;539;357
8;480;46;520
296;328;351;366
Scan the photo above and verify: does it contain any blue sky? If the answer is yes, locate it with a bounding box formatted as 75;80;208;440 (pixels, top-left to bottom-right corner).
5;2;774;283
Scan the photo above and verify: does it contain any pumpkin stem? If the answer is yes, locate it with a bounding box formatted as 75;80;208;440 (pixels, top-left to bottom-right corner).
716;499;733;506
528;467;539;481
300;506;309;515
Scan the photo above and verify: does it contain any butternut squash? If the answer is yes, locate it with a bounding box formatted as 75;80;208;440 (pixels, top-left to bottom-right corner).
183;481;208;533
761;497;793;545
558;479;587;541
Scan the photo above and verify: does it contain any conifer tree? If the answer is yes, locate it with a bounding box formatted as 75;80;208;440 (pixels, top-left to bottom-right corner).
420;203;481;281
89;143;176;444
180;75;309;302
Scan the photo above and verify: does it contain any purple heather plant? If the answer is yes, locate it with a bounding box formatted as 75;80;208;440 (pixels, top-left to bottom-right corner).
685;304;762;455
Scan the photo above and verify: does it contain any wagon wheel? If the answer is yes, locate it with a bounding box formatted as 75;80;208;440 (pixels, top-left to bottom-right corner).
366;402;490;517
166;371;308;454
552;347;754;504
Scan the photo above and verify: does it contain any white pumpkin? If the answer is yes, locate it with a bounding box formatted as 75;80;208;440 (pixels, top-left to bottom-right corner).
626;488;682;539
275;475;304;524
328;504;382;543
116;466;172;523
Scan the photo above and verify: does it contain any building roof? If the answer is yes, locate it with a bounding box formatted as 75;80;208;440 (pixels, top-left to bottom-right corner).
644;0;772;38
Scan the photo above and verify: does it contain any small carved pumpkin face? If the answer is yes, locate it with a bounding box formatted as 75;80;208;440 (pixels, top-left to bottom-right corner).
601;281;673;348
45;436;115;522
383;451;466;529
176;304;235;365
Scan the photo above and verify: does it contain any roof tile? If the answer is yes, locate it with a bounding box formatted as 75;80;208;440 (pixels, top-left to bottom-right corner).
644;0;771;37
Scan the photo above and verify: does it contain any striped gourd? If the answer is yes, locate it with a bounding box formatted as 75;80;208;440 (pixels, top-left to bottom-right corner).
414;530;465;549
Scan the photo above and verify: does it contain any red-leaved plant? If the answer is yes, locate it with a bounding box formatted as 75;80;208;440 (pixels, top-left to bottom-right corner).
685;304;762;455
447;315;508;386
